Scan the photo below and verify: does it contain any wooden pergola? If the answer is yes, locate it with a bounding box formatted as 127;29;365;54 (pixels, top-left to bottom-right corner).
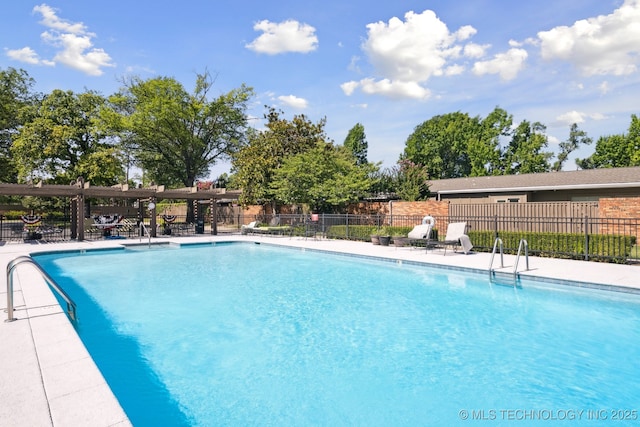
0;178;241;240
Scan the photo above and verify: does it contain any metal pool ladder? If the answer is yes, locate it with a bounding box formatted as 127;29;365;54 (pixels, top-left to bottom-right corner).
488;237;504;280
5;256;77;322
139;222;151;248
514;239;530;278
488;238;530;286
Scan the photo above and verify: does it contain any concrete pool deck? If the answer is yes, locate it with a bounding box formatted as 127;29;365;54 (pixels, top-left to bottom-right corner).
1;234;639;426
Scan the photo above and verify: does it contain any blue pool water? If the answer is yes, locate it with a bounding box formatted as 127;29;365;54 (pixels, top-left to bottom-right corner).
33;243;640;426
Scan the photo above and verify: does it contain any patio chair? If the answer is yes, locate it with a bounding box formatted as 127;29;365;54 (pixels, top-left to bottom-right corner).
406;224;434;249
253;217;293;236
431;222;473;255
241;220;260;235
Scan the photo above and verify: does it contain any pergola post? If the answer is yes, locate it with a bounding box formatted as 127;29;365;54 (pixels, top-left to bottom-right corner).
210;198;217;235
149;198;157;237
70;197;78;240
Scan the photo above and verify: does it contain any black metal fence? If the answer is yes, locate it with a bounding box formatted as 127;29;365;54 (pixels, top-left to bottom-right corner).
2;212;638;263
241;213;640;263
0;215;72;243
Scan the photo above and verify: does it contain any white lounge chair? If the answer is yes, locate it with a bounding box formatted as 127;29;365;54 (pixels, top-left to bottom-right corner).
432;222;473;255
241;221;259;234
407;224;434;249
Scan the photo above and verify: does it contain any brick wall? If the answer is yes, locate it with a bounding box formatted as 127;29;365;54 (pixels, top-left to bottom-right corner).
241;205;263;224
389;200;448;218
599;197;640;241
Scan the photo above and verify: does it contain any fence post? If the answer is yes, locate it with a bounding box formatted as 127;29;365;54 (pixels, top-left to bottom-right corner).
584;215;589;261
345;213;349;240
494;215;498;240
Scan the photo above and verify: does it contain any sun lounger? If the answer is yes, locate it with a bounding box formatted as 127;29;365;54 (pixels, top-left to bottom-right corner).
407;224;434;249
431;222;473;255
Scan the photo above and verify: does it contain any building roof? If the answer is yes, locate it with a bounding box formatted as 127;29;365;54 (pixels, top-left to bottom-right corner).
428;166;640;195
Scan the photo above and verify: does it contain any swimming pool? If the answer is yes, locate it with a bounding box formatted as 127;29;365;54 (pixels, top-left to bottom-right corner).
33;242;640;426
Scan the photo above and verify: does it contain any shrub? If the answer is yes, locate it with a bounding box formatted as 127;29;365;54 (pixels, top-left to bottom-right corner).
467;230;636;264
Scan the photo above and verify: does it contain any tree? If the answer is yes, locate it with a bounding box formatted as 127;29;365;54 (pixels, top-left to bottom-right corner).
392;160;429;201
576;115;640;169
108;72;253;188
270;142;377;212
343;123;368;165
468;107;512;176
552;123;592;171
403;112;478;179
11;89;123;185
368;167;395;197
503;120;552;174
231;107;328;207
0;67;38;183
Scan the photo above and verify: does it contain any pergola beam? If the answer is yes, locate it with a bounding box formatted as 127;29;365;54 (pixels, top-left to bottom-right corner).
0;182;240;201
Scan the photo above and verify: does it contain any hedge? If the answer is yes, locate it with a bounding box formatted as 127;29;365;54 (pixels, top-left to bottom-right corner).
468;230;636;264
324;225;635;264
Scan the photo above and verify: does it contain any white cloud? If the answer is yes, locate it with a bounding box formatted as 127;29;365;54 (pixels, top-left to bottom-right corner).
556;110;587;125
6;4;114;76
46;31;114;76
445;64;465;76
463;43;489;59
362;10;473;82
455;25;477;41
343;9;481;99
340;81;359;96
547;135;560;145
555;110;608;125
33;4;87;34
598;81;610;94
358;78;431;100
246;20;318;55
347;56;361;73
5;46;54;66
537;0;640;76
278;94;308;109
472;48;528;80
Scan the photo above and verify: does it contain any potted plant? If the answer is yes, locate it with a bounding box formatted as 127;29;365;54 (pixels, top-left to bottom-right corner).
370;233;380;245
392;234;409;247
378;227;392;246
370;226;382;245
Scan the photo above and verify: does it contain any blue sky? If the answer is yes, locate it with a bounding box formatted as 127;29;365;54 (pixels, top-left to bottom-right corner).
2;1;640;179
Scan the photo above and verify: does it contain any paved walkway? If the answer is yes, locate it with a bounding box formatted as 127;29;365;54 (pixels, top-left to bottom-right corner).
1;235;639;426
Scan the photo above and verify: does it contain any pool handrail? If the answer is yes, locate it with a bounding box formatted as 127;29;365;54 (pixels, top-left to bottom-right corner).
5;255;77;322
139;222;151;248
488;237;504;280
514;239;530;278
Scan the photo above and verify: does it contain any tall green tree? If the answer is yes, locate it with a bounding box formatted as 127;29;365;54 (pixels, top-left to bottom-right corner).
270;142;377;212
403;111;479;179
0;67;38;183
576;115;640;169
343;123;368;165
107;72;253;188
231;107;328;207
468;107;512;176
552;123;592;171
391;160;429;201
11;89;123;185
503;120;552;174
